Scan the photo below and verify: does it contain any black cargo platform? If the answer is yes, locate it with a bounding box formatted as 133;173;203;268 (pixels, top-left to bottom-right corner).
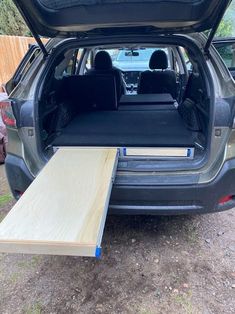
52;109;197;147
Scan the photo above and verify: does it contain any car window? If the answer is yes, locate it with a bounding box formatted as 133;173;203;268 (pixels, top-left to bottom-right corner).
19;47;41;79
216;43;235;69
181;48;193;72
101;48;169;71
85;51;93;71
5;45;40;95
54;49;84;79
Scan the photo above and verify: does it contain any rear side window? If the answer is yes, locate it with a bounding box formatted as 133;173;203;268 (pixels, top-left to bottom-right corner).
216;43;235;69
5;45;41;95
18;47;40;79
54;49;84;79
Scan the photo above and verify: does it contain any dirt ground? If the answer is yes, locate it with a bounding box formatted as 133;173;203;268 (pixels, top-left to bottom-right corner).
0;164;234;314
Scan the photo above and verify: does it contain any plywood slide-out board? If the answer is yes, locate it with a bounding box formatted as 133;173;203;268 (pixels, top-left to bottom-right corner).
123;147;194;158
0;148;118;257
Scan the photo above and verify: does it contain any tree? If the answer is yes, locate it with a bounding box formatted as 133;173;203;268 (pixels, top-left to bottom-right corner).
216;18;233;38
0;0;29;36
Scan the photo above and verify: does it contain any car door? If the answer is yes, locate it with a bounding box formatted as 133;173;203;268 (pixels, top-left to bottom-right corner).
5;44;40;95
213;38;235;80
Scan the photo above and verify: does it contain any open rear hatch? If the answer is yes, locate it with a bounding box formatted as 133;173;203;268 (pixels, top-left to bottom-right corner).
0;148;118;257
14;0;231;37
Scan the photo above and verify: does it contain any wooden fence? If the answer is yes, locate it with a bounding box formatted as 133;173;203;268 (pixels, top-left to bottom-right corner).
0;35;47;87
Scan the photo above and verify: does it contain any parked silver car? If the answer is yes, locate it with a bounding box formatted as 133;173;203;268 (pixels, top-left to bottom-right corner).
1;0;235;215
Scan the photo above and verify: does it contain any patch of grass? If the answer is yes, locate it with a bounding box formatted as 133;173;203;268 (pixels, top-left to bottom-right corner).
0;212;6;222
174;291;194;314
0;194;12;207
17;256;42;269
184;224;199;245
138;311;155;314
31;255;42;267
25;302;43;314
9;271;21;284
17;260;29;269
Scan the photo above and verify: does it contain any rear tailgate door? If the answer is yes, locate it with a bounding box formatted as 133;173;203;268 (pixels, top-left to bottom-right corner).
13;0;231;37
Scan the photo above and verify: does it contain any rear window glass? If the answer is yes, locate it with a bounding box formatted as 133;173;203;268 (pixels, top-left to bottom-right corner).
216;43;235;68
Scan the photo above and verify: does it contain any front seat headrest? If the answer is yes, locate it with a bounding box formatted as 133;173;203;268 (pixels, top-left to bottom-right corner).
149;50;168;70
94;51;112;70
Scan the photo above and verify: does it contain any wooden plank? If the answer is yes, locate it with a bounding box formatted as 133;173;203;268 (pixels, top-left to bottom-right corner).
0;148;118;257
123;147;194;158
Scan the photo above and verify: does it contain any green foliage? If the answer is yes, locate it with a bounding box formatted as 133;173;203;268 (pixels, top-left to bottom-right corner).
0;194;12;207
0;0;29;36
216;18;233;38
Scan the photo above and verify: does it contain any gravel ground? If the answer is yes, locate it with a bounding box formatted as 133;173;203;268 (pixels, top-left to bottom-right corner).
0;164;234;314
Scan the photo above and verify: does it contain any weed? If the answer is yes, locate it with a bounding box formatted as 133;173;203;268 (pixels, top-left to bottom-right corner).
184;224;199;245
0;212;6;222
25;302;43;314
0;194;12;207
31;255;42;267
174;291;194;314
9;271;21;284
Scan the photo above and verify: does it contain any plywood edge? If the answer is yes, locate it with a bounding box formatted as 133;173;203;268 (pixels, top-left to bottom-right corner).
0;240;98;257
95;150;119;251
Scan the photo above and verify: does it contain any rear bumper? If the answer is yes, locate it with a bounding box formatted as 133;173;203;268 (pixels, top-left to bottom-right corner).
5;153;235;214
5;154;34;199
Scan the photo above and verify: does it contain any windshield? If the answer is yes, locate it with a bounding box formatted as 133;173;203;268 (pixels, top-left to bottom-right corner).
103;48;169;71
116;48;156;61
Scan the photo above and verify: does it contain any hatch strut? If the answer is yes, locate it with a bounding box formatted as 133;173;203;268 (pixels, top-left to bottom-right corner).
31;30;48;58
13;1;48;58
204;0;232;54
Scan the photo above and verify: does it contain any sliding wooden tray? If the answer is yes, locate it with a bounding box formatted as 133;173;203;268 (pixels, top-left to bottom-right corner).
0;148;118;257
122;147;194;158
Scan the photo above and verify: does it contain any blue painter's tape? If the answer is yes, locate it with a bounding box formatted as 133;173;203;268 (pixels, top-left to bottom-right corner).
95;247;102;259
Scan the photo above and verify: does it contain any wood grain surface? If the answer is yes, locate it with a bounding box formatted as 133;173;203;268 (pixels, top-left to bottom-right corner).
124;147;192;157
0;148;118;256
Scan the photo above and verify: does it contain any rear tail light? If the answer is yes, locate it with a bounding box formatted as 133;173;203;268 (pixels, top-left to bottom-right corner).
0;100;16;128
14;190;24;199
218;195;233;205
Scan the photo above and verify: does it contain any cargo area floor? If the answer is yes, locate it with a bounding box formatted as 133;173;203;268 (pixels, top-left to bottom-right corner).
52;110;197;147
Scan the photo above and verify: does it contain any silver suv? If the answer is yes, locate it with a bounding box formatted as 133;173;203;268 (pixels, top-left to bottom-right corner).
1;0;235;215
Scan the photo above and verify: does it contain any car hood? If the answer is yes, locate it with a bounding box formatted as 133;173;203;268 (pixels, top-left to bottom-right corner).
14;0;231;38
